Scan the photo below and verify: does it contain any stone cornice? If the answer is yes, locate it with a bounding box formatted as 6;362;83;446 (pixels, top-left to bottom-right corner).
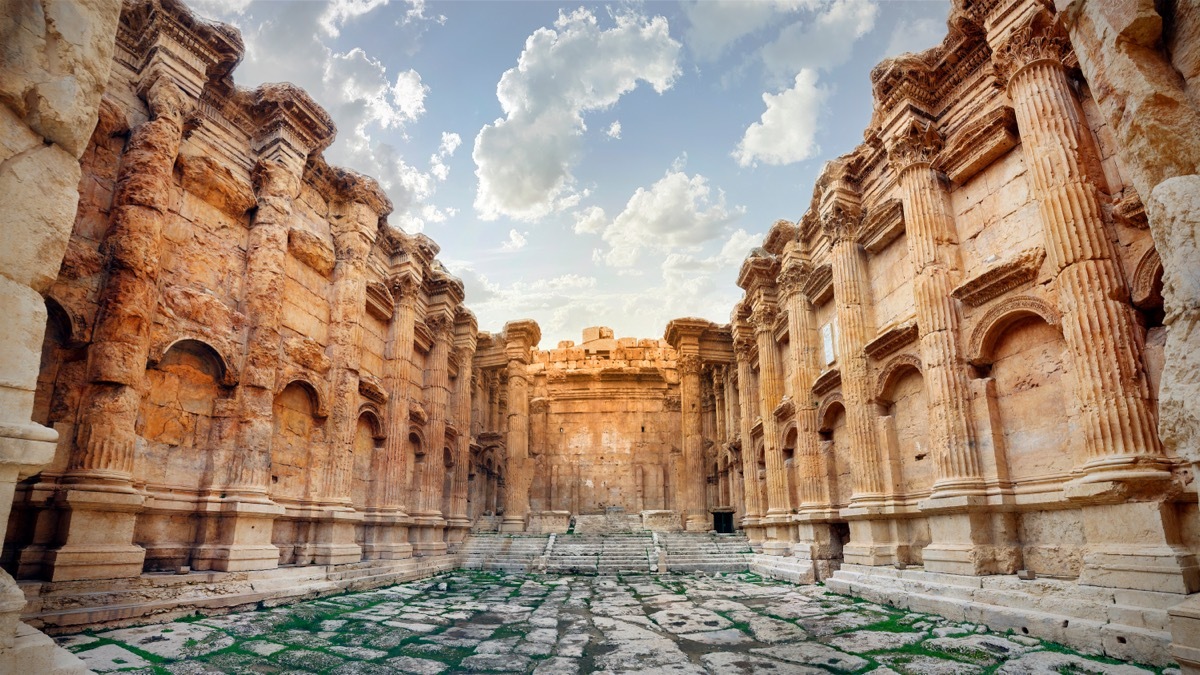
117;0;245;96
664;317;715;348
1114;188;1149;229
935;106;1018;184
801;264;834;306
736;250;780;294
864;320;919;361
812;368;842;398
860;199;905;254
246;82;336;163
763;220;798;255
951;247;1046;307
773;396;795;422
365;280;394;322
358;374;388;404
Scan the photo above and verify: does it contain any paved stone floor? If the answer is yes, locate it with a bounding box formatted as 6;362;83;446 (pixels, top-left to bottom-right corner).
58;571;1176;674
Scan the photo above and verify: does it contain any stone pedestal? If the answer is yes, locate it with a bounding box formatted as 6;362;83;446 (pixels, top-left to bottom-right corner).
793;512;843;581
411;516;448;556
527;510;570;534
313;508;364;565
43;488;146;581
841;507;897;567
191;498;284;572
361;510;413;560
918;495;1019;576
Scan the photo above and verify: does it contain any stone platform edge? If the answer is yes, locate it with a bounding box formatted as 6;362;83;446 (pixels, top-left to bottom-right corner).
825;563;1179;667
18;556;459;635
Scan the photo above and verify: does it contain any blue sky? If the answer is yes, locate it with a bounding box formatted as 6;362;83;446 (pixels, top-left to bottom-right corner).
192;0;951;346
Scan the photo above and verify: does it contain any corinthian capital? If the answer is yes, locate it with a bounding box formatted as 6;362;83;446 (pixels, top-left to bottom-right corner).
678;353;703;376
750;303;778;332
992;10;1072;87
885;118;943;175
776;259;810;301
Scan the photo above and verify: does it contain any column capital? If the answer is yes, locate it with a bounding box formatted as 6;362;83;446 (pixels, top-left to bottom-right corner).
678;353;703;376
885;118;944;176
992;9;1073;90
776;257;810;302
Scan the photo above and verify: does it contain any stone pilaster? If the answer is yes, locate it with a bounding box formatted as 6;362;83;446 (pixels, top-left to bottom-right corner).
499;321;539;532
310;173;386;564
412;310;454;554
820;169;895;566
994;10;1193;594
194;85;333;573
446;312;478;546
49;68;201;582
733;330;765;545
722;368;745;520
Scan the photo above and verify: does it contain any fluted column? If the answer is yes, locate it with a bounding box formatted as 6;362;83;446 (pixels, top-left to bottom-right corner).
679;353;708;531
500;362;530;531
412;312;453;554
712;367;727;446
753;305;791;517
778;256;826;510
51;73;197;581
996;24;1164;481
828;228;886;503
723;368;745;519
447;328;478;544
886;121;983;494
381;275;420;516
733;335;764;543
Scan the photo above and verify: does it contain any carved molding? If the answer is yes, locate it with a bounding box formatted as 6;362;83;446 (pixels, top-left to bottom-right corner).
358;373;388;404
992;9;1074;88
274;374;330;418
1114;188;1149;229
885;118;943;174
288;228;335;278
365;280;394;322
817;393;845;430
409;399;429;425
860;199;905;254
1131;247;1164;310
864;320;919;361
952;247;1046;307
874;353;923;402
677;353;703;376
935;106;1018;184
773;396;795;422
802;264;834;305
812;368;842;398
966;294;1061;366
750;416;764;439
664;396;682;412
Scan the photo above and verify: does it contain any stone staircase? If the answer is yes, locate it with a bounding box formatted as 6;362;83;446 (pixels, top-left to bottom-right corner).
545;533;655;575
659;532;752;574
457;533;549;572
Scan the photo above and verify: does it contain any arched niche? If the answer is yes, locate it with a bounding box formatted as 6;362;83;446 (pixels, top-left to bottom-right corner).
875;356;932;496
149;337;237;386
781;425;798;509
967;295;1061;367
351;410;384;511
33;297;78;429
271;380;326;502
818;397;851;508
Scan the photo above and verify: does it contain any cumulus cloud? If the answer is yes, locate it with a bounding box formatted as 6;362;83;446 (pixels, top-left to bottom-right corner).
195;1;454;233
589;170;745;267
572;205;607;235
500;229;528;252
761;0;878;76
734;69;828;167
429;131;462;181
472;7;681;222
681;0;810;61
606;121;622;140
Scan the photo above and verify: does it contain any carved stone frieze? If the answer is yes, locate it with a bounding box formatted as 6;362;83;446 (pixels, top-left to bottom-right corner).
864;321;919;361
801;264;834;306
860;199;905;254
811;368;842;398
935;106;1018;184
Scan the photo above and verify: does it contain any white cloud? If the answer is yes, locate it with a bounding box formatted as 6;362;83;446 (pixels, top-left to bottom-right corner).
472;7;681;222
500;229;528;252
429;131;462;181
606;120;622;140
761;0;878;76
883;17;945;57
320;0;391;37
735;68;828;167
572;206;607;235
595;170;745;267
681;0;811;61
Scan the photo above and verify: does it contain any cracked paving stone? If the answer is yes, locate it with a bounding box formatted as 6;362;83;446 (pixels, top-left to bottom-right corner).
701;651;824;673
460;653;534;671
385;654;450;674
877;653;985;675
824;628;927;653
752;642;870;671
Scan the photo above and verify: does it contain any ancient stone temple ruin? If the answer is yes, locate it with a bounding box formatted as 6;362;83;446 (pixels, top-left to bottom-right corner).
2;0;1200;672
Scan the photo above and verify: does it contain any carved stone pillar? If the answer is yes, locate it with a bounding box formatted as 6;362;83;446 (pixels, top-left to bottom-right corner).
446;316;478;547
723;369;745;520
712;367;727;446
48;72;199;582
311;176;385;565
820;172;895;566
885;120;1018;575
412;311;453;554
994;12;1193;594
499;320;539;532
193;86;333;572
779;248;839;578
752;302;793;554
733;332;764;545
678;353;708;531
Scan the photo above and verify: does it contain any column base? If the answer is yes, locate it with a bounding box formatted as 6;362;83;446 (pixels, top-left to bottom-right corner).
191;497;284;572
499;514;527;533
684;513;710;532
45;487;145;581
411;513;448;556
361;510;413;560
444;517;471;549
313;507;364;565
1075;498;1200;594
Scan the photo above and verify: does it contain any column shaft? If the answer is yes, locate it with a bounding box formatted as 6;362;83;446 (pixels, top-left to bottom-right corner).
500;365;530;531
381;281;420;513
679;354;708;530
754;317;790;515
